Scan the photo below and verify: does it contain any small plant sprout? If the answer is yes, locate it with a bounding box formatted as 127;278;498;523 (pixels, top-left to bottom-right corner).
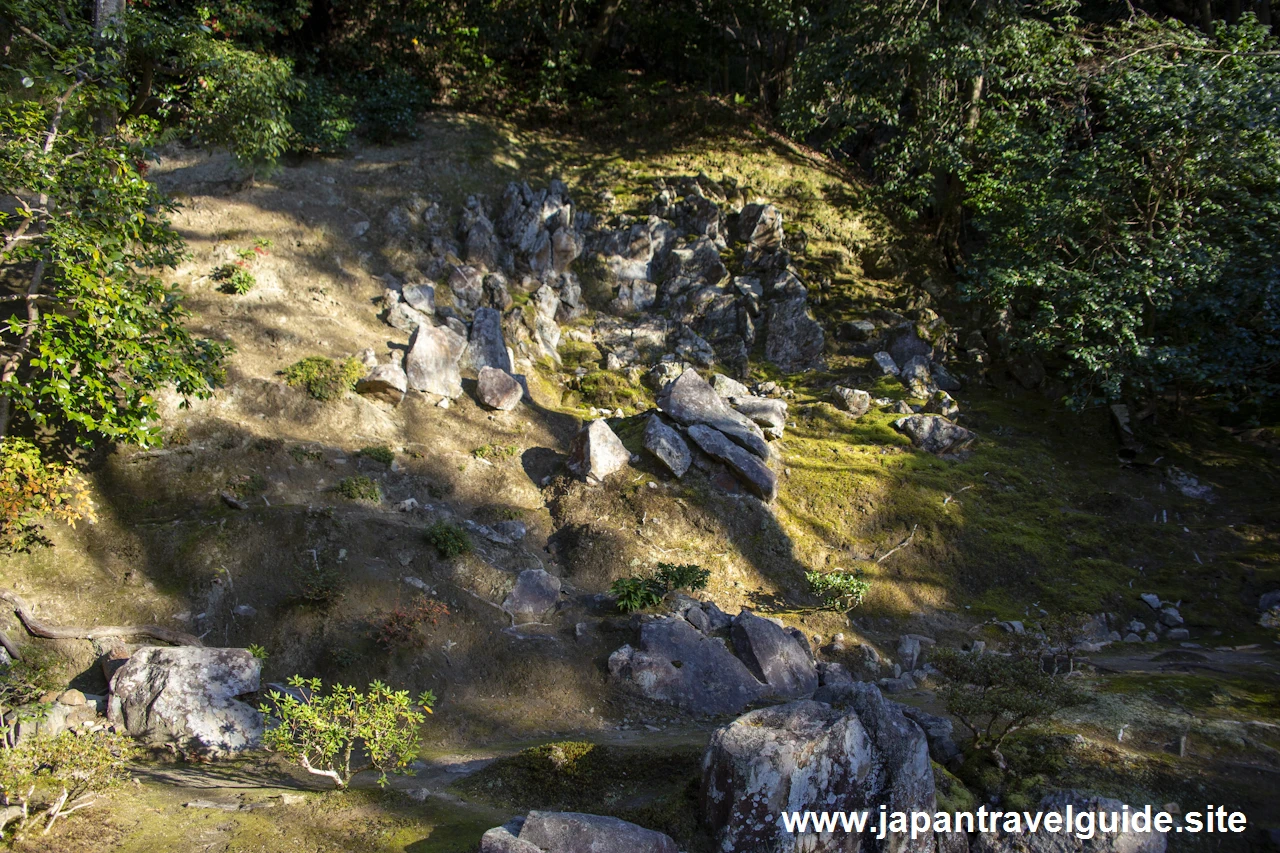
609;562;710;613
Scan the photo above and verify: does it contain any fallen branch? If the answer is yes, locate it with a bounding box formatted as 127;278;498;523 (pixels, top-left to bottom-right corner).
876;524;919;564
0;589;203;648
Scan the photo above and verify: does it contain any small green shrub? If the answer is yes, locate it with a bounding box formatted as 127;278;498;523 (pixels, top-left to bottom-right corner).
247;644;269;661
0;729;139;837
572;370;645;411
610;562;710;613
336;475;380;502
289;76;357;155
289;445;324;463
213;262;257;294
807;568;871;611
472;444;518;460
284;356;365;402
359;445;395;466
424;522;471;558
295;556;343;607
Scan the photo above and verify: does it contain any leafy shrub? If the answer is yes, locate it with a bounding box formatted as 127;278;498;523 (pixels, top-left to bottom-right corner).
294;553;343;607
289;76;357;155
186;37;298;169
358;445;395;466
806;568;870;611
610;562;710;613
572;370;645;411
369;596;450;650
261;676;436;789
472;444;518;460
213;262;256;294
336;475;380;502
351;70;433;143
0;646;62;745
288;445;324;463
0;439;96;554
284;356;365;402
424;522;471;558
247;644;269;661
0;729;139;838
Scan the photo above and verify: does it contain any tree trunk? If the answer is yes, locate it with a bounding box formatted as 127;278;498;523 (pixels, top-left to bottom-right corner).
1200;0;1214;32
584;0;625;66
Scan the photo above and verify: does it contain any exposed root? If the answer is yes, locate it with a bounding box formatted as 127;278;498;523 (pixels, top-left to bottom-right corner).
0;588;203;649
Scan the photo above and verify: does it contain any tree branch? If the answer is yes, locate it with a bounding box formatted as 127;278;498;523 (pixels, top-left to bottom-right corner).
0;588;203;646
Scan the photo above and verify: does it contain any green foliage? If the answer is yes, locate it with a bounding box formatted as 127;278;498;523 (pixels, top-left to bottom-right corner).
571;370;645;411
289;76;357;155
0;729;139;838
288;444;323;463
0;439;96;553
610;562;710;613
213;262;256;294
471;443;518;460
185;36;298;169
358;445;395;466
247;643;269;661
806;567;870;611
260;676;435;789
283;356;364;402
0;645;62;743
335;475;380;502
424;521;471;558
294;554;343;607
932;647;1086;764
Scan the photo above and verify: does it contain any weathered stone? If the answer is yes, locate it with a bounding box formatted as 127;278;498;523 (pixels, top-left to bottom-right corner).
402;283;436;314
764;296;824;372
897;635;923;672
1158;607;1184;628
702;686;935;853
386;300;430;333
531;285;562;362
657;369;769;460
1140;593;1162;610
731;610;818;699
894;415;976;454
477;366;523;411
887;325;932;367
924;389;959;418
734;203;784;250
479;818;542;853
972;790;1167;853
897;705;961;766
566;420;629;484
873;351;900;375
406;323;467;398
483;273;513;312
1260;590;1280;612
643;416;691;478
108;647;263;757
608;617;767;715
503;570;561;624
838;319;877;342
932;361;962;392
900;355;938;397
686;424;778;502
460;196;500;270
447;265;484;314
355;361;408;404
469;307;513;373
832;386;872;417
710;373;750;399
728;396;787;440
515;811;678;853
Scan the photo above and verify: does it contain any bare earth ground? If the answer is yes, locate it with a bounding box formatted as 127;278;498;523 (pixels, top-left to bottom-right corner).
1;103;1278;851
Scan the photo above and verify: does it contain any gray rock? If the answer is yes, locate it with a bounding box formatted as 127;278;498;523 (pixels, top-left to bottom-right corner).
402;283;436;314
483;273;513;311
503;570;561;624
1158;607;1184;628
931;361;962;392
355;360;408;404
873;351;900;375
387;300;430;333
685;606;711;634
728;395;787;438
477;366;523;411
838;319;877;342
879;673;917;693
491;520;528;543
108;647;263;757
1166;628;1190;641
735;203;784;250
1260;590;1280;612
972;790;1167;853
480;819;541;853
657;369;770;459
897;635;922;672
894;415;976;454
764;296;824;372
406;323;468;398
566;420;629;484
900;354;938;397
608;617;768;715
703;685;935;853
1141;593;1162;610
924;389;960;418
703;600;732;632
1123;632;1142;643
469;307;512;373
515;811;678;853
232;605;257;618
816;661;855;687
897;705;962;766
887;325;933;367
686;424;778;502
447;264;484;314
731;610;818;700
832;386;872;417
643;416;691;478
710;373;750;398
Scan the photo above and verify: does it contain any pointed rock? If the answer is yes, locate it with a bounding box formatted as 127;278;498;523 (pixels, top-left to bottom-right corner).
406;323;467;398
643;415;691;478
355;360;408;404
566;420;629;484
469;307;512;373
476;366;523;411
686;424;777;502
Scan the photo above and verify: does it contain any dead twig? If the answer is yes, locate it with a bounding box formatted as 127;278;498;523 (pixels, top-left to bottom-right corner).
876;524;919;564
0;588;203;647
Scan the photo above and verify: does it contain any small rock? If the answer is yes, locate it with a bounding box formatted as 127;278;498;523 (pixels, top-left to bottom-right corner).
476;366;523;411
233;605;257;618
832;386;872;417
502;570;561;624
355;361;408;405
1123;632;1142;643
1166;628;1190;641
57;689;87;707
566;420;630;484
872;351;900;376
686;424;778;502
1158;607;1184;628
924;390;959;418
710;373;750;398
642;416;691;478
1140;593;1162;610
894;415;976;454
402;283;436;314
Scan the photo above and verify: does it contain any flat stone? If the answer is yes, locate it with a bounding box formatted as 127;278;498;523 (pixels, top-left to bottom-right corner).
517;811;678;853
642;415;691;478
1141;593;1162;610
686;424;777;502
566;420;629;484
387;300;430;333
406;323;467;398
657;369;769;459
894;415;976;454
709;373;750;398
731;610;817;699
402;283;436;314
727;395;787;437
355;361;408;404
477;366;523;411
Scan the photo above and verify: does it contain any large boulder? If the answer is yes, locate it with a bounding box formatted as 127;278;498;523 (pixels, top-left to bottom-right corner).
477;366;523;411
406;323;468;398
502;569;561;624
702;686;935;853
971;790;1167;853
108;647;263;757
566;420;629;484
643;415;692;478
469;307;512;373
686;424;778;502
658;369;769;460
608;617;768;715
765;296;825;372
481;812;678;853
731;610;817;699
355;360;408;405
894;415;976;454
